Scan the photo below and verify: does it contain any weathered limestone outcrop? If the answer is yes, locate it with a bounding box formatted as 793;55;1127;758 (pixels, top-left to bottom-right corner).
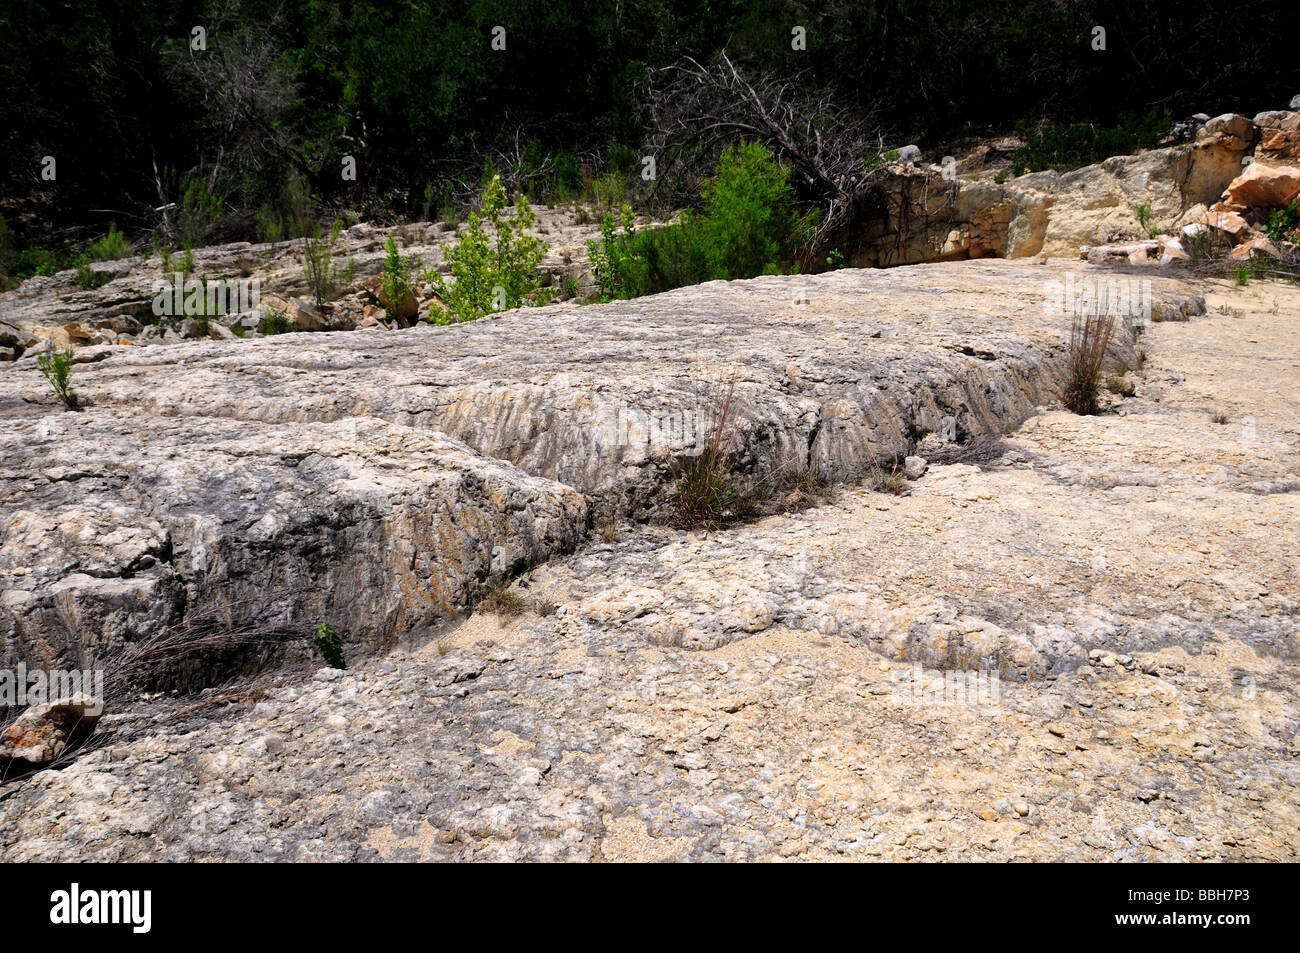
0;274;1295;862
1;262;1203;680
853;109;1298;265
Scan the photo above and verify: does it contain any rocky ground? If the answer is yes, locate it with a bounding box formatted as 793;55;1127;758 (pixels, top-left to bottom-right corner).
0;266;1295;861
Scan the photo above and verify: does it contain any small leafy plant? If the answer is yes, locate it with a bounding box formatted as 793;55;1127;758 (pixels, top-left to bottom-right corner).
1133;203;1157;239
88;222;131;261
313;622;346;669
37;344;77;408
380;234;419;326
1263;198;1299;244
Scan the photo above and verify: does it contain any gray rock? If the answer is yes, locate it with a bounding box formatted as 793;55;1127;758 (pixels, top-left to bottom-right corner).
897;144;922;165
0;262;1203;688
1290;94;1300;110
903;455;928;480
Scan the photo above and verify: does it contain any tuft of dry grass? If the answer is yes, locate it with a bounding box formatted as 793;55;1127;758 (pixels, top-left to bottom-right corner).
1063;311;1116;415
1104;373;1135;397
598;517;620;543
671;374;754;529
534;598;557;617
870;466;907;495
479;582;527;619
1211;410;1230;425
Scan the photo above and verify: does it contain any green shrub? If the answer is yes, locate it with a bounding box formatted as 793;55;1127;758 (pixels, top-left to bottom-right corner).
426;175;547;324
300;217;345;313
73;255;109;289
9;246;61;279
258;308;295;335
256;204;285;246
37;344;77;408
313;622;346;669
587;142;816;300
88;222;131;261
700;142;818;280
177;172;223;249
1133;203;1157;238
1263;198;1299;244
380;234;419;326
590;169;630;210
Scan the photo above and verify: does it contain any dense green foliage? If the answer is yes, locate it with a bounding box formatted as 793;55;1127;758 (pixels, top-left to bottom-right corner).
313;622;346;669
589;143;814;299
380;236;419;326
1;0;1296;258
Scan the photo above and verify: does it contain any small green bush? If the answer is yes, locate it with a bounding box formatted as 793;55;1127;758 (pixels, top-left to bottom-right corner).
73;255;109;289
300;217;345;313
587;142;817;301
1263;198;1299;244
380;234;419;326
88;222;130;261
313;622;346;669
1133;203;1157;238
258;308;295;335
37;344;77;408
426;175;547;324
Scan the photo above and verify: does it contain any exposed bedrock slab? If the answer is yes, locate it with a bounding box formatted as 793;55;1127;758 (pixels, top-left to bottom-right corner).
0;414;586;674
0;262;1202;675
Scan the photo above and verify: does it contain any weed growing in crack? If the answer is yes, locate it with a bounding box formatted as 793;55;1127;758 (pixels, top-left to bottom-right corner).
479;581;527;620
37;344;77;409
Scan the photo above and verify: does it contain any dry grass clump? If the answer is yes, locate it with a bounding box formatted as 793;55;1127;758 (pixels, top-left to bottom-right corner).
478;582;527;619
671;375;754;529
1063;312;1116;415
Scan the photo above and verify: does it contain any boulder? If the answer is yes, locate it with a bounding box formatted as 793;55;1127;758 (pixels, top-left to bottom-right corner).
896;144;922;165
0;319;37;358
1228;236;1282;261
1203;113;1258;151
285;296;326;331
1206;208;1252;240
1219;161;1300;211
0;693;103;764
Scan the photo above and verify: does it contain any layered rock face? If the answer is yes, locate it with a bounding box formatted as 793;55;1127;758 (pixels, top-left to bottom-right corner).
1;262;1202;679
853;109;1299;265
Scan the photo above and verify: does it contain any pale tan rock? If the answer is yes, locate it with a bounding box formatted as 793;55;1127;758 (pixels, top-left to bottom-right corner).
1219;161;1300;210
